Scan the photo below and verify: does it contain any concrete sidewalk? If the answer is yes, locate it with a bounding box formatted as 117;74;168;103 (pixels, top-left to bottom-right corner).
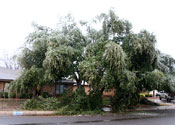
0;110;56;116
0;97;175;116
0;105;175;116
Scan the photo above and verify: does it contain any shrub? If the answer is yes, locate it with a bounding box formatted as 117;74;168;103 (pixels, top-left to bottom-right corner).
60;89;73;106
24;99;41;110
71;87;89;111
139;93;145;98
88;91;103;110
145;94;149;97
149;94;153;97
103;98;110;106
23;97;61;111
144;94;153;97
9;93;16;98
42;92;50;98
41;97;60;110
19;93;27;98
2;92;8;98
27;93;33;99
111;91;139;111
140;98;159;106
0;92;3;98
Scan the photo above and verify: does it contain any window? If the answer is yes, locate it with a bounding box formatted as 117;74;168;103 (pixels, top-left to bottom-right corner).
56;84;67;95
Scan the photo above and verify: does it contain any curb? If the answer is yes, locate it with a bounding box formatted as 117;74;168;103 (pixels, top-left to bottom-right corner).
0;111;56;116
134;105;175;111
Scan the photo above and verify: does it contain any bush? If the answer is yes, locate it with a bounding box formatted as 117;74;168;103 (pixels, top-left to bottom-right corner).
139;93;145;98
9;93;16;98
19;93;27;98
41;97;60;110
140;98;159;106
88;91;103;110
71;87;89;111
145;94;153;97
60;89;73;106
56;105;103;115
149;94;153;97
27;93;33;99
111;91;139;111
103;98;110;106
2;92;8;98
42;92;50;98
24;97;61;111
24;99;41;110
0;92;3;98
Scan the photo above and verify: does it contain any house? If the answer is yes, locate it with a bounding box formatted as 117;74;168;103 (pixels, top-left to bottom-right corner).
0;67;20;92
42;79;76;96
73;85;115;97
0;66;114;97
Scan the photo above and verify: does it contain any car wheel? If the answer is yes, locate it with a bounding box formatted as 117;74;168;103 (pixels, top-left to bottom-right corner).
159;96;162;100
167;98;169;102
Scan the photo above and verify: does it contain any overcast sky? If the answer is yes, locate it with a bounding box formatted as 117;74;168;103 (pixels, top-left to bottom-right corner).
0;0;175;59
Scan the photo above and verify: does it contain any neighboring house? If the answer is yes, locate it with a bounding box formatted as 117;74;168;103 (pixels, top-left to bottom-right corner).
0;66;114;97
42;79;76;96
42;81;115;97
73;85;115;97
0;67;20;92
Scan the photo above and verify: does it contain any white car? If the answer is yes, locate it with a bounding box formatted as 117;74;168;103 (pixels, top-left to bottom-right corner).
159;91;175;102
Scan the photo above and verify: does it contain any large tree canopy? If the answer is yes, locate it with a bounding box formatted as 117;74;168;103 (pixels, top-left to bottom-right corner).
10;10;175;111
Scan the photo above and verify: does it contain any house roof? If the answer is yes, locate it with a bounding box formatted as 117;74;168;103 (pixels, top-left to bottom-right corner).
0;67;20;81
57;79;76;84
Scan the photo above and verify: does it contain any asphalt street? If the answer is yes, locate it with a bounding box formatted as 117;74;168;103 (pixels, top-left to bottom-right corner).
0;109;175;125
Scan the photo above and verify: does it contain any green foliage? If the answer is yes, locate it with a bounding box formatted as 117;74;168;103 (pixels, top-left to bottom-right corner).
140;98;159;106
24;97;60;111
11;10;175;113
9;92;16;98
88;90;103;110
60;89;73;106
103;42;126;71
41;97;60;111
24;99;41;110
139;93;145;98
56;105;103;115
144;94;153;97
161;74;175;94
43;45;75;82
111;91;139;111
71;87;89;111
18;93;32;99
2;92;8;98
42;92;50;98
9;66;44;94
142;69;165;91
0;92;3;98
56;87;103;115
103;98;110;106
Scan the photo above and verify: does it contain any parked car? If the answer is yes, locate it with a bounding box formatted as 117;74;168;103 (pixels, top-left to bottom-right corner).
156;92;160;97
159;91;175;102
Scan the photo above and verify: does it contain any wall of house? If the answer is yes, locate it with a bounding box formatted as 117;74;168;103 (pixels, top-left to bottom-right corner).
73;85;115;97
0;82;4;92
42;84;55;96
42;84;114;97
0;82;9;92
73;85;90;94
42;84;74;96
103;89;115;97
